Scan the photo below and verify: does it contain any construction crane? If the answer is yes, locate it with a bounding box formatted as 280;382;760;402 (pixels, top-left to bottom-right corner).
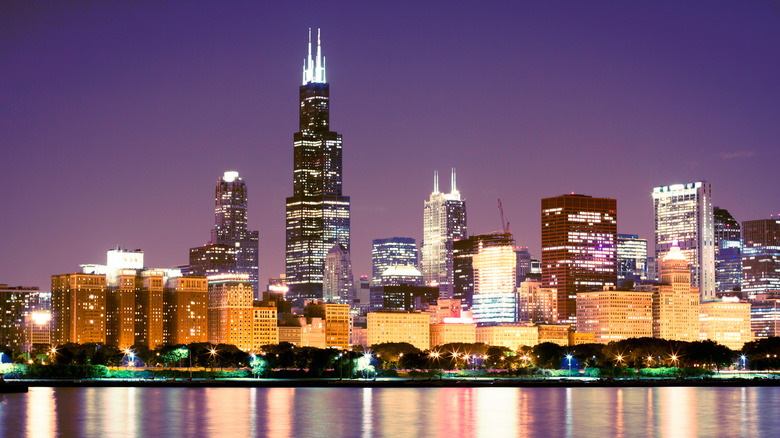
498;198;510;233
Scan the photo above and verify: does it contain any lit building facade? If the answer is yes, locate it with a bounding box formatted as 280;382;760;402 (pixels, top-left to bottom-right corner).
475;324;538;351
0;285;44;349
652;182;715;300
517;279;557;324
741;218;780;295
541;194;618;326
252;305;279;349
163;276;209;345
714;207;741;293
426;298;464;324
617;234;648;288
323;243;354;304
208;275;254;352
453;237;476;309
51;273;107;345
750;298;780;339
367;311;430;350
576;289;653;344
371;237;417;286
699;299;752;350
421;169;467;299
652;245;700;342
430;322;476;347
537;324;571;346
134;270;165;349
286;29;350;303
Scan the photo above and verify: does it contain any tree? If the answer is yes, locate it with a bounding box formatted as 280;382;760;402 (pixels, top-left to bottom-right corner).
532;342;565;369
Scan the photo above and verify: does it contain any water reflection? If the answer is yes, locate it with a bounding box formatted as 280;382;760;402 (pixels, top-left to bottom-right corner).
0;385;778;437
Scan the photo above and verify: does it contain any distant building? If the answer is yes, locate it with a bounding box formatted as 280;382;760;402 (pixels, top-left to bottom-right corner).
749;298;780;339
380;265;422;287
537;324;572;346
471;232;517;324
699;298;752;350
430;321;476;347
421;169;467;299
323;243;354;304
741;218;780;295
163;276;208;346
542;194;618;326
371;238;417;286
304;301;351;349
252;305;279;350
517;279;557;324
51;273;107;345
426;298;465;324
453;237;476;309
208;275;254;352
381;285;439;312
714;207;742;293
476;324;538;351
0;285;44;349
576;289;653;344
617;234;648;288
653;245;700;342
653;182;715;300
367;311;430;350
353;275;371;316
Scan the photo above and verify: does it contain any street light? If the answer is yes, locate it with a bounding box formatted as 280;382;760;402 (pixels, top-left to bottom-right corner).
740;354;747;372
566;354;573;377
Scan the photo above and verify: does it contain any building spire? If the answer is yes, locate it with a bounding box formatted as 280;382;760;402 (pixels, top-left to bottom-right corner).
451;168;457;193
303;28;326;85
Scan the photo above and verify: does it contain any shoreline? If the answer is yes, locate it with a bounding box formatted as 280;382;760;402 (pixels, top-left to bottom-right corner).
5;376;780;389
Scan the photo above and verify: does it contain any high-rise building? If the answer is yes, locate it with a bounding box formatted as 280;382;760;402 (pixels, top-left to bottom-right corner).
517;279;557;324
190;171;260;294
617;234;648;288
652;182;715;300
163;276;209;346
541;194;618;326
652;244;700;342
286;29;350;303
323;243;354;304
714;207;741;293
576;289;653;344
371;237;417;286
0;285;42;349
134;270;165;349
453;238;476;309
741;218;780;295
515;247;541;283
421;169;467;299
207;275;254;352
470;232;518;324
51;273;107;345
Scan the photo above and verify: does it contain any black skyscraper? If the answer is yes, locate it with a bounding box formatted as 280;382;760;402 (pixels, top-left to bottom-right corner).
286;29;351;303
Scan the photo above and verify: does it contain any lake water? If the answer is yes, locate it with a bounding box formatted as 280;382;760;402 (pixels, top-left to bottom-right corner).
1;386;778;437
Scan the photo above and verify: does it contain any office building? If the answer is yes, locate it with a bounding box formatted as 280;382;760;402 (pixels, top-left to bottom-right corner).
208;275;254;352
517;279;557;324
453;238;476;309
381;285;439;312
426;298;465;324
134;270;165;349
421;169;467;299
576;289;653;344
537;324;572;346
51;273;107;345
617;234;648;288
652;182;715;300
714;207;741;293
286;29;351;303
371;237;417;286
0;285;42;349
367;311;430;350
699;298;752;350
430;321;476;347
475;324;538;351
163;276;209;345
741;218;780;295
323;243;354;304
652;244;700;342
252;305;279;350
542;194;618;326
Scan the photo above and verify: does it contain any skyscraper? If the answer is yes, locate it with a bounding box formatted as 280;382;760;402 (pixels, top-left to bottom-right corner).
652;182;715;300
323;243;354;303
741;218;780;295
421;169;467;299
652;244;700;342
470;232;518;324
286;29;350;303
617;234;648;288
541;194;617;326
714;207;741;293
371;237;417;286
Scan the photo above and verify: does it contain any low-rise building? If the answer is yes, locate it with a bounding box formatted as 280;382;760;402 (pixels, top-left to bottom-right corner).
367;311;430;350
576;289;653;344
537;324;572;346
430;320;476;347
700;298;753;350
476;323;538;351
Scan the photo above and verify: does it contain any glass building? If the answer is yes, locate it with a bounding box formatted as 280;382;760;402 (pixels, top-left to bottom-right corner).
421;169;467;299
371;237;417;286
714;207;741;293
741;218;780;295
286;29;351;303
617;234;648;288
323;243;354;304
652;182;715;300
463;232;517;323
541;194;617;327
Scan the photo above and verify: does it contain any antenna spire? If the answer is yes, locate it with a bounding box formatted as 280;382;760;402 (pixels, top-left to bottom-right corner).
303;28;326;85
451;168;457;193
434;170;439;193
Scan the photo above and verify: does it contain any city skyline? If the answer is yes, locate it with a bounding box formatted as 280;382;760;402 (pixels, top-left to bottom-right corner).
2;2;780;291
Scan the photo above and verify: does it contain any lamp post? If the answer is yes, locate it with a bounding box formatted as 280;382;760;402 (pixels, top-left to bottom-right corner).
740;355;747;372
566;354;573;377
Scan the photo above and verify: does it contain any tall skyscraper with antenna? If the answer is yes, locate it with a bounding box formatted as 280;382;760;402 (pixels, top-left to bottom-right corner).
421;169;467;299
286;29;351;303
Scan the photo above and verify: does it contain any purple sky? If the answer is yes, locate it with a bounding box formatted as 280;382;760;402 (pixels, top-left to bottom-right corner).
2;1;779;291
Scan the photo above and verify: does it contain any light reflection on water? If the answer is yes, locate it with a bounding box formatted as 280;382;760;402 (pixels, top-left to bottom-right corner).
1;386;778;437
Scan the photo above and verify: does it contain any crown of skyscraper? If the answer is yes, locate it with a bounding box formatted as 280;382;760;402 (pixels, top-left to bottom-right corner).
302;28;326;85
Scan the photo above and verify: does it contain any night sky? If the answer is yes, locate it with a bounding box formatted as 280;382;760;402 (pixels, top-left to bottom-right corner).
2;1;779;291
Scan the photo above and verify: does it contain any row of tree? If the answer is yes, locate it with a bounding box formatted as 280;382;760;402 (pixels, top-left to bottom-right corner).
2;337;779;376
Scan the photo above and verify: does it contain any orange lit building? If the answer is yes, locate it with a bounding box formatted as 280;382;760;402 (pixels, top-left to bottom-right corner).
576;289;653;344
135;270;165;349
252;305;278;349
430;320;476;347
52;273;107;345
700;298;752;350
476;323;538;350
653;245;700;342
208;275;254;351
367;311;430;350
163;276;208;345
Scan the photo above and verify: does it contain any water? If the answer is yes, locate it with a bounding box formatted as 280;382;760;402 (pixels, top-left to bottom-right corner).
1;386;778;437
